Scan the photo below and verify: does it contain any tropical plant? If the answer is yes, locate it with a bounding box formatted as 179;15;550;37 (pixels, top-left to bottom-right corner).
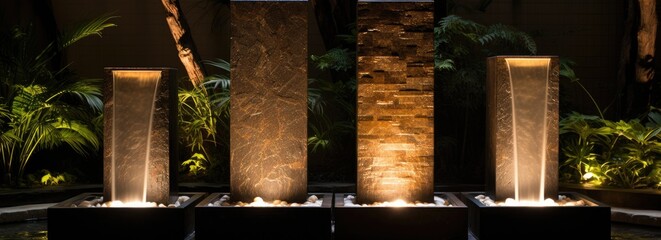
26;169;76;186
0;14;117;186
307;24;358;182
559;108;661;189
177;58;230;181
308;23;356;155
434;15;537;183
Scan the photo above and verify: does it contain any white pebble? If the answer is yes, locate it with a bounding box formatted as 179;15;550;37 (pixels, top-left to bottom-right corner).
308;195;318;203
178;196;190;203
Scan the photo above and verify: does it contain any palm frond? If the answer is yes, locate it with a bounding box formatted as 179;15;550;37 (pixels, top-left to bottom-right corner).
58;14;118;49
49;119;100;155
203;58;230;72
48;78;103;112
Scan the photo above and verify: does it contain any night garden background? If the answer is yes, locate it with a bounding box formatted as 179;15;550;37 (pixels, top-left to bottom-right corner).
0;0;659;194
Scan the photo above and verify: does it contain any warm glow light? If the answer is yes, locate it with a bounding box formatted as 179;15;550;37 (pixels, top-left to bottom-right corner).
208;195;323;207
582;172;595;180
104;200;158;208
390;199;407;207
503;198;558;207
475;194;587;207
343;195;450;207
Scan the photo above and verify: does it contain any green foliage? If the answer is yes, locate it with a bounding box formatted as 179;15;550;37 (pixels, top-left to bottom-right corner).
177;58;230;181
434;15;538;183
0;14;115;185
310;48;354;72
26;169;76;186
308;24;356;154
181;153;208;177
559;109;661;189
435;15;537;109
58;14;118;49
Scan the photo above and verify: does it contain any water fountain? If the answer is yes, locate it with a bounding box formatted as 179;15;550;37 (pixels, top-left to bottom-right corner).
333;1;467;239
194;1;332;239
48;68;205;240
462;56;610;239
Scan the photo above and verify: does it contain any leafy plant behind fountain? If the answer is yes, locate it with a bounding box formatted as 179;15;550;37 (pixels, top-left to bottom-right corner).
178;58;230;183
559;108;661;189
0;14;117;186
308;24;357;183
434;15;536;184
558;59;661;190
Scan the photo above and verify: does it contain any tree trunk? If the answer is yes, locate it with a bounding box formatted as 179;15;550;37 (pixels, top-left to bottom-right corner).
618;0;657;118
161;0;207;89
636;0;657;83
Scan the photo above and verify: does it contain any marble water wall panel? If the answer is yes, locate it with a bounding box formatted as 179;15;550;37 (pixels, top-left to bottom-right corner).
103;68;178;205
356;0;435;204
230;0;308;203
485;56;559;201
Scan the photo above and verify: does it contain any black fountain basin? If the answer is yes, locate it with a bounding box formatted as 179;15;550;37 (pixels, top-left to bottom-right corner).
462;192;611;240
333;192;468;240
195;192;333;240
47;192;206;240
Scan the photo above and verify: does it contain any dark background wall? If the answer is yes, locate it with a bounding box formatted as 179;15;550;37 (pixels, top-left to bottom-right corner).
453;0;627;119
3;0;331;81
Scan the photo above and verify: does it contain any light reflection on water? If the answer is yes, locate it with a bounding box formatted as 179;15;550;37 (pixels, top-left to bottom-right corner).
0;220;659;239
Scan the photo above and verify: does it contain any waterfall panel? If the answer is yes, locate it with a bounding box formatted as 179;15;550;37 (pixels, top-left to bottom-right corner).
486;56;559;201
103;68;178;204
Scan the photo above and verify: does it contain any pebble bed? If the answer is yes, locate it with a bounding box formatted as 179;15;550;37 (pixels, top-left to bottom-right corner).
207;195;323;207
71;196;191;208
475;194;589;206
342;194;453;207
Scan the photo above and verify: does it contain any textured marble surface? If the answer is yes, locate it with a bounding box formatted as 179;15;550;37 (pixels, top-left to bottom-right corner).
230;1;308;203
485;56;559;201
356;1;434;204
103;68;178;205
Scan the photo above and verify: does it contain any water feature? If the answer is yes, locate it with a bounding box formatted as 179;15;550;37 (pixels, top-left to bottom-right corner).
109;70;161;204
505;58;551;203
47;68;205;240
103;68;178;205
485;56;559;202
355;0;435;205
194;2;332;239
228;0;309;204
333;1;468;239
465;56;610;239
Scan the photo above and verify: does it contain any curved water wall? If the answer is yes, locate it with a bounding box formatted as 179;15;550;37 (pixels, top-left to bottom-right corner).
486;56;559;202
103;68;177;204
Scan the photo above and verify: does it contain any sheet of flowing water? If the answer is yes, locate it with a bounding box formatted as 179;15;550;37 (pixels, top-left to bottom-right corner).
505;58;550;202
111;71;160;203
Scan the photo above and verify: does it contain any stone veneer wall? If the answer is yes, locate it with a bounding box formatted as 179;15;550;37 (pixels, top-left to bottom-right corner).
356;0;435;204
230;0;308;203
